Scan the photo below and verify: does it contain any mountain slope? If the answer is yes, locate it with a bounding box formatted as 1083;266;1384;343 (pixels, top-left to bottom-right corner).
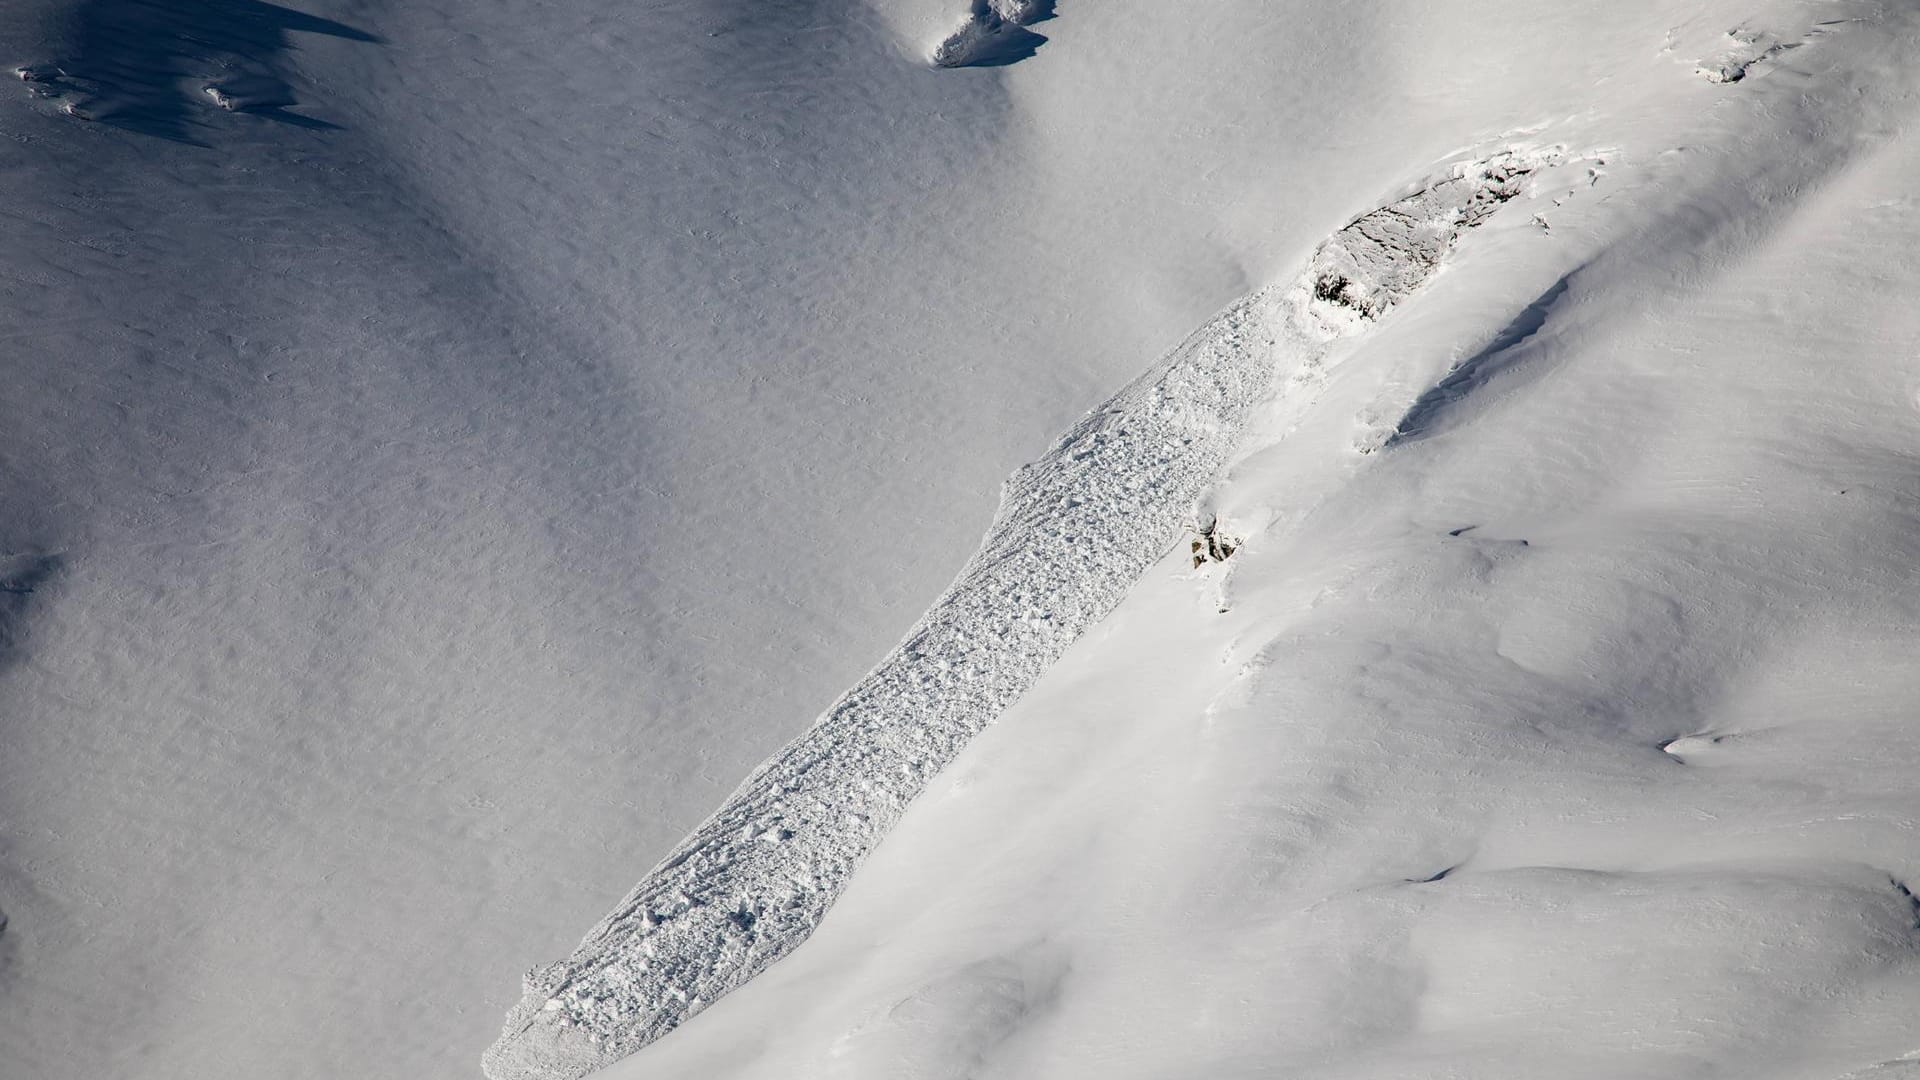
3;2;1918;1079
588;3;1920;1077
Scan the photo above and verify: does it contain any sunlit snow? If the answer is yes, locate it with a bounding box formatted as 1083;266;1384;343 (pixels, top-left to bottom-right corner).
4;2;1920;1080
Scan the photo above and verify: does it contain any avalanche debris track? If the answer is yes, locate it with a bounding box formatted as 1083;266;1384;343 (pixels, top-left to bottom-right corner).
482;148;1558;1080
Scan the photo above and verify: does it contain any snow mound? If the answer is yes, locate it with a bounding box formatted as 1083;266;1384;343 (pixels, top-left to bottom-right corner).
1696;27;1802;84
483;148;1554;1080
1306;151;1560;325
932;0;1054;68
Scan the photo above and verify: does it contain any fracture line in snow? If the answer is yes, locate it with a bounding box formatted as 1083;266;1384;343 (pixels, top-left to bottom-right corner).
482;147;1561;1080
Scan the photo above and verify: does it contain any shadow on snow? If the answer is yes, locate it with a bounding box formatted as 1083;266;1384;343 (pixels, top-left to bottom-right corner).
44;0;380;141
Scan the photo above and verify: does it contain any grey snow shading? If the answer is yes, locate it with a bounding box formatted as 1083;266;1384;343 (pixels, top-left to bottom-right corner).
15;0;379;140
1382;271;1573;447
481;149;1556;1080
933;1;1055;68
0;554;61;676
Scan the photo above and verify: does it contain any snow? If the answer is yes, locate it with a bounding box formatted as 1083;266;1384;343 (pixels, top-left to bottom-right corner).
4;1;1920;1079
594;5;1920;1079
932;1;1053;68
483;146;1559;1079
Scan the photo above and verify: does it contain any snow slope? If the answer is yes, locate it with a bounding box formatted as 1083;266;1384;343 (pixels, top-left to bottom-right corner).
4;1;1920;1079
484;148;1563;1080
0;1;1555;1077
590;2;1920;1078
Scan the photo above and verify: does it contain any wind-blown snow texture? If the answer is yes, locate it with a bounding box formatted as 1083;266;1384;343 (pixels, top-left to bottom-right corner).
484;151;1552;1080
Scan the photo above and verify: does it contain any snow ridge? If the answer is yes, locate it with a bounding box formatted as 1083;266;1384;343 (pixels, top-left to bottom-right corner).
482;149;1554;1080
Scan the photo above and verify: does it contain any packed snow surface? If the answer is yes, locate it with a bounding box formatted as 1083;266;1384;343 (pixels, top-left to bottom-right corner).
6;2;1920;1080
